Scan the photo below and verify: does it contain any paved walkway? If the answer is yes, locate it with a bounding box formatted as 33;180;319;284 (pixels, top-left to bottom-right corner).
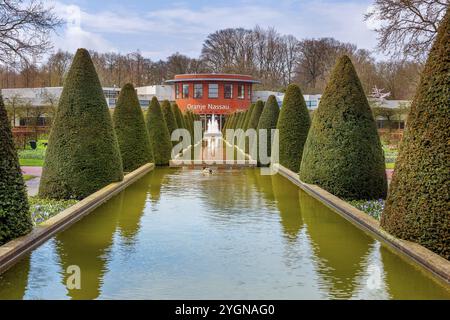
21;166;42;197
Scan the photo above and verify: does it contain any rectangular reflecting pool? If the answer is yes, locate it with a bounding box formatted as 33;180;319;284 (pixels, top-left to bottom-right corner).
0;168;449;299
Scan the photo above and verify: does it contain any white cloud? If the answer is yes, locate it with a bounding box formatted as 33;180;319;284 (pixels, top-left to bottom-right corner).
48;1;381;60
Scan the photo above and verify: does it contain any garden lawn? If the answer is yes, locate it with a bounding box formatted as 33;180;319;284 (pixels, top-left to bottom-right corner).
18;139;46;167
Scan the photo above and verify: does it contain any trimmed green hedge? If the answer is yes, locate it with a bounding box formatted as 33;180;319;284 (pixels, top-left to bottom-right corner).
39;48;123;200
381;9;450;260
277;84;311;172
161;100;178;146
299;55;387;200
172;103;185;130
243;104;255;130
145;97;172;165
248;100;264;130
257;95;280;163
0;94;32;245
113;83;153;172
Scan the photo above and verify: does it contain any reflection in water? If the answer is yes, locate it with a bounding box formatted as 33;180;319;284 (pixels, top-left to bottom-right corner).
271;174;303;241
380;245;450;299
55;197;123;300
0;168;448;299
117;177;149;246
0;256;30;300
148;169;167;204
299;190;374;299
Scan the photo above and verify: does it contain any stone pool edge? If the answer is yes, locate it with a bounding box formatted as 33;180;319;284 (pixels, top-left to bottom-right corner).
274;163;450;286
0;163;155;275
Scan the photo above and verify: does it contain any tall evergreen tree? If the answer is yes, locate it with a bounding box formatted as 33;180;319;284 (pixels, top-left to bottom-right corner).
277;84;311;172
113;83;153;172
248;100;264;130
39;48;123;200
161;100;178;146
257;95;280;163
0;94;32;245
381;9;450;260
243;104;255;130
145;97;172;165
300;55;387;200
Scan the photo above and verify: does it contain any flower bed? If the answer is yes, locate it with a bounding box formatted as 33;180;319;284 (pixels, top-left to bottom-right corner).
347;199;385;221
28;197;78;225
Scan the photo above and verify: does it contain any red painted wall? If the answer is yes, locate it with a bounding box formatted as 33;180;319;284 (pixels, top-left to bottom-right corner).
170;74;257;115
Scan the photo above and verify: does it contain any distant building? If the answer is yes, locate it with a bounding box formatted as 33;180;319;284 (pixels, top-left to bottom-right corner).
1;81;411;132
166;73;260;129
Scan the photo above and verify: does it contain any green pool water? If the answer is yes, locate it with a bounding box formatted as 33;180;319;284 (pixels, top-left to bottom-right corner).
0;168;449;300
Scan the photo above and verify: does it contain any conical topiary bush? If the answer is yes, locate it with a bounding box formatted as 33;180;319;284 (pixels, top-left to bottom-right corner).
161;100;178;146
299;55;387;200
145;97;172;166
256;95;280;164
277;84;311;172
0;94;32;245
381;9;450;260
39;48;123;200
248;100;264;130
113;83;153;172
243;104;255;130
171;103;184;129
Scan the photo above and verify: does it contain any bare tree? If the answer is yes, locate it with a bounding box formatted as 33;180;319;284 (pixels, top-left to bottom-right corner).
0;0;62;66
365;0;449;60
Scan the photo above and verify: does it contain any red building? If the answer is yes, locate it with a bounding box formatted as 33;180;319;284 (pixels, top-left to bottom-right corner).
166;73;260;129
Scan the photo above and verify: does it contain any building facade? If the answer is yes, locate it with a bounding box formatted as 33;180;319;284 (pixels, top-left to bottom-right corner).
166;74;260;129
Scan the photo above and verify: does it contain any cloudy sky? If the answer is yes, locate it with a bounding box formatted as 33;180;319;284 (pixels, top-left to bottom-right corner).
49;0;382;60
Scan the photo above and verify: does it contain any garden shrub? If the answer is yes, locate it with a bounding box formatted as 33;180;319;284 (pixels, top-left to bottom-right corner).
243;104;255;130
256;95;280;163
299;55;387;200
248;100;264;130
277;84;311;172
0;94;32;245
145;97;172;166
172;103;185;130
381;9;450;260
161;100;178;146
113;83;153;172
39;48;123;200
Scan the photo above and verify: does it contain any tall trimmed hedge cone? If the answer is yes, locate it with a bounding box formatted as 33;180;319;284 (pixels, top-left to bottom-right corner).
277;84;311;172
0;94;32;245
39;48;123;200
248;100;264;130
145;97;172;166
243;104;255;130
381;9;450;260
172;103;184;129
299;55;387;200
256;95;280;163
113;83;153;172
161;100;178;146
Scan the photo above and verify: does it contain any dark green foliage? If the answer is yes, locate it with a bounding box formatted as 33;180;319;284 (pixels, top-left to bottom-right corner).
0;94;32;245
145;97;172;165
277;84;311;172
161;100;178;146
381;9;450;260
172;103;187;130
236;112;245;130
39;48;123;200
256;95;280;163
299;55;387;200
243;104;255;130
112;83;153;172
248;100;264;130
